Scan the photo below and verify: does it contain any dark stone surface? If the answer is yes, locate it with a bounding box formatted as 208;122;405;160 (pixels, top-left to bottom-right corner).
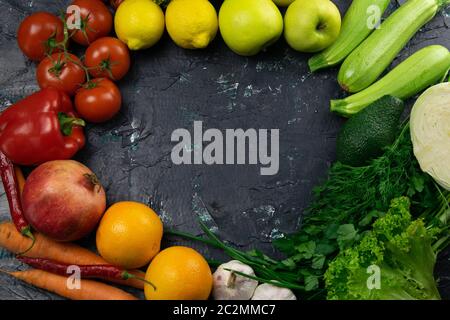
0;0;449;300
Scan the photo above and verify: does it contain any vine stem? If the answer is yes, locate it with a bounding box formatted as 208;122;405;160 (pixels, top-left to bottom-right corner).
46;13;92;84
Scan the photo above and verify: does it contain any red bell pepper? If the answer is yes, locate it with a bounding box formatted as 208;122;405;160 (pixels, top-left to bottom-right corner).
0;88;85;166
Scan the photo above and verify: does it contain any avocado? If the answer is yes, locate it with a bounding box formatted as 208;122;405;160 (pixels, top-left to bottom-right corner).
336;95;405;167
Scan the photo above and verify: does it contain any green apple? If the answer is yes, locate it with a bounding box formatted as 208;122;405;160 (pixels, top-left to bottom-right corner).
284;0;341;53
219;0;283;56
272;0;295;7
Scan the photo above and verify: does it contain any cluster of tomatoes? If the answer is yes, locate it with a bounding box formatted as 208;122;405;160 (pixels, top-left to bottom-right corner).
16;0;129;123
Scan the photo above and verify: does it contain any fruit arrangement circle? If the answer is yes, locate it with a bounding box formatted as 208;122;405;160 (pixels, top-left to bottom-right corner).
0;0;449;300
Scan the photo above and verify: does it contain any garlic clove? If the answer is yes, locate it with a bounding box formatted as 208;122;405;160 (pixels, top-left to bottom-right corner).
251;282;297;300
212;260;258;300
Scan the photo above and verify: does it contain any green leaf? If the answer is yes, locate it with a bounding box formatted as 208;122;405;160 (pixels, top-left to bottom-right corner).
280;258;296;269
324;223;340;239
359;210;384;227
303;224;322;236
412;175;425;193
312;254;326;270
305;275;319;291
336;224;357;250
273;237;296;254
247;249;264;258
315;242;336;256
294;241;316;259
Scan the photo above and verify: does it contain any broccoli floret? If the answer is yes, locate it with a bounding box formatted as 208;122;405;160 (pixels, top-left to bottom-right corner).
325;197;441;300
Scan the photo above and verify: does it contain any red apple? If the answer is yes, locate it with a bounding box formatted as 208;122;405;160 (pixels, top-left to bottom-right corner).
22;160;106;241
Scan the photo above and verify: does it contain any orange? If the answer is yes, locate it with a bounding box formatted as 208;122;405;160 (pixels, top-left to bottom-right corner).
144;246;213;300
96;201;163;269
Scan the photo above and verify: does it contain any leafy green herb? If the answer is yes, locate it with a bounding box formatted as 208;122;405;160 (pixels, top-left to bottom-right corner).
358;210;384;227
325;197;443;300
304;275;319;291
311;254;326;270
336;224;358;250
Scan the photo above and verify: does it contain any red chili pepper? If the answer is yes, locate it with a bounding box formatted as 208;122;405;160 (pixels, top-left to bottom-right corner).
17;256;156;290
0;88;86;166
0;151;34;248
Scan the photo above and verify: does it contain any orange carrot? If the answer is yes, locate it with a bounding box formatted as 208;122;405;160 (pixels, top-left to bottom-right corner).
3;269;138;300
13;166;25;195
0;222;146;289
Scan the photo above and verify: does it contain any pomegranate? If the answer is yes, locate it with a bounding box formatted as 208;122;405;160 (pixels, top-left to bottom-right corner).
22;160;106;241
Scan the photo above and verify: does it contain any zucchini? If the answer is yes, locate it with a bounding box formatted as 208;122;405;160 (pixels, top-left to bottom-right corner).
337;0;450;93
308;0;390;72
330;45;450;117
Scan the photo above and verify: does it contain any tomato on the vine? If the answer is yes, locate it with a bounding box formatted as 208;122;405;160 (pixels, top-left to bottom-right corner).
69;0;113;46
75;78;122;123
17;12;65;61
36;53;86;96
85;37;131;81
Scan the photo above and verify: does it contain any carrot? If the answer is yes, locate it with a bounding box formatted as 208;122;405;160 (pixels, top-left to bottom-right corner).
13;166;25;195
2;269;138;300
0;222;146;289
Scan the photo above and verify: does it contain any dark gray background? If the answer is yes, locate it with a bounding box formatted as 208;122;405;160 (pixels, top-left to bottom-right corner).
0;0;449;300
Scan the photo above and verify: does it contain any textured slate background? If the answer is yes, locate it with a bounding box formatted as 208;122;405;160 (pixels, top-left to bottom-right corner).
0;0;449;300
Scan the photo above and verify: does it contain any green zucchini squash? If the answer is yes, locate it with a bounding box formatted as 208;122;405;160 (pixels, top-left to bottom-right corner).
331;45;450;117
308;0;391;72
337;0;450;93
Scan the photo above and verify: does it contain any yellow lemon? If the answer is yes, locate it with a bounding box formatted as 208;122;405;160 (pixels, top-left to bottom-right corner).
114;0;165;50
272;0;295;6
165;0;218;49
144;246;213;300
96;201;163;269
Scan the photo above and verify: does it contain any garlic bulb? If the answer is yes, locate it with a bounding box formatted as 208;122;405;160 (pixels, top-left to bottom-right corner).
251;282;297;300
212;260;258;300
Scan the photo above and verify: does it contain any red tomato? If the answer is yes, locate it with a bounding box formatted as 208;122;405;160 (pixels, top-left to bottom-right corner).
17;12;65;61
36;53;86;96
85;37;131;81
69;0;113;46
75;78;121;123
